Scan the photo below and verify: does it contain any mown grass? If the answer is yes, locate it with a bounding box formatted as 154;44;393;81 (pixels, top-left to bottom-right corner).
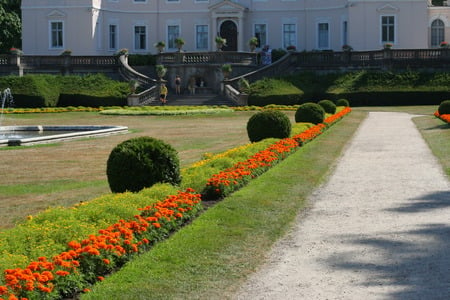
82;111;366;299
413;115;450;177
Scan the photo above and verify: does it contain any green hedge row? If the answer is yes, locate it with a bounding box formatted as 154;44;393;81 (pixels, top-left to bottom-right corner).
248;70;450;106
0;74;129;107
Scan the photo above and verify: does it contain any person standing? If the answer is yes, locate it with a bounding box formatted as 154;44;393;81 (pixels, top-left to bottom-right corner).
174;75;181;95
188;77;196;95
160;83;168;105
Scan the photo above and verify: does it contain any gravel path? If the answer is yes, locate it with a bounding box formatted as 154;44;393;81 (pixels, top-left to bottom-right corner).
236;112;450;300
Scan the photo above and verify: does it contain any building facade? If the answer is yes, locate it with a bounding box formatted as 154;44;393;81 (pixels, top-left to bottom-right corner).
20;0;450;56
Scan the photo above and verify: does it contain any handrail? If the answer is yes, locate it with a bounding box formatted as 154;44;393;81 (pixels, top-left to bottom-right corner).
157;51;258;66
223;84;247;106
118;55;160;106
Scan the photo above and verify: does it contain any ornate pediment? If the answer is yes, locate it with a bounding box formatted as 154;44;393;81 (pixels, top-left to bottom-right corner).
209;0;247;13
377;4;399;13
47;9;67;18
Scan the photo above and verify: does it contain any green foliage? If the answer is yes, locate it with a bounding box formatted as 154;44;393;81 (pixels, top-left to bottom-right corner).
128;54;156;66
0;74;129;107
271;48;287;62
0;0;21;52
318;99;336;114
248;77;303;106
438;100;450;115
295;102;325;124
246;110;292;142
249;71;450;106
335;98;350;107
107;137;181;193
0;75;60;107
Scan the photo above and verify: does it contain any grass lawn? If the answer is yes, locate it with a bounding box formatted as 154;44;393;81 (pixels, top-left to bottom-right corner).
0;111;259;228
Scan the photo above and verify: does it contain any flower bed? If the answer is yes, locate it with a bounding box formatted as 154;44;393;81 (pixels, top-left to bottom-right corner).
0;189;202;299
0;107;351;299
434;111;450;123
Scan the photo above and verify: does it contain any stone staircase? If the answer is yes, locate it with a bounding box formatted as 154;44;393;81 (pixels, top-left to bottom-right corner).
150;92;238;106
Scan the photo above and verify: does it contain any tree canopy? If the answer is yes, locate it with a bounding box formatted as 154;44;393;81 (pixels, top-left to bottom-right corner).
0;0;21;53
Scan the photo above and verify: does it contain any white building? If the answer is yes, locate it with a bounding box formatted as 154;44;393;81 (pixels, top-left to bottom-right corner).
20;0;450;56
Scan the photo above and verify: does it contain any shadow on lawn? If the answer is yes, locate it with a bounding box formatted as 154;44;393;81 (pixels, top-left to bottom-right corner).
423;123;450;130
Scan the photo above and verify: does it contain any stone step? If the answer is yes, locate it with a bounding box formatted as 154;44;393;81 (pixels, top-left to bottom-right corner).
151;93;237;106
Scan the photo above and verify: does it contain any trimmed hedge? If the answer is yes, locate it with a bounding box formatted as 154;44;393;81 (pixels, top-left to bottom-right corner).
246;110;292;142
248;78;303;106
107;137;181;193
248;71;450;106
0;74;129;107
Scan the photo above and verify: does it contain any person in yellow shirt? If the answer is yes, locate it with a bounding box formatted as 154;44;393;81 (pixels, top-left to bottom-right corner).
160;83;168;105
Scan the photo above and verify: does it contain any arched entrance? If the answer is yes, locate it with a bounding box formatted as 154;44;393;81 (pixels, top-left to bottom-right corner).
220;20;238;51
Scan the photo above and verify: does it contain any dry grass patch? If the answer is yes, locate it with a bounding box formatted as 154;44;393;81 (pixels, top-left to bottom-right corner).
0;111;294;229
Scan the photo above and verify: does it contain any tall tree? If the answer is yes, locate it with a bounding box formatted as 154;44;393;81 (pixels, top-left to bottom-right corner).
0;0;21;53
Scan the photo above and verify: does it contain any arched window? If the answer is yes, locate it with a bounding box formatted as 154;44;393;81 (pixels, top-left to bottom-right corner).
431;19;445;47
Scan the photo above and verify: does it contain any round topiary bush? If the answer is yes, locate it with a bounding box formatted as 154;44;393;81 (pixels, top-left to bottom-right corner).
318;99;337;114
247;110;292;142
438;100;450;115
106;136;181;193
335;98;350;107
295;102;325;124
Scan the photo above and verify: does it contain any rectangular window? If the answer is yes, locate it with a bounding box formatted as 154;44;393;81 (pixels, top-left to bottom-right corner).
196;25;208;49
318;22;329;49
255;24;267;48
382;16;395;43
134;26;146;50
109;25;117;50
168;25;180;49
343;21;348;46
283;24;296;48
50;21;64;48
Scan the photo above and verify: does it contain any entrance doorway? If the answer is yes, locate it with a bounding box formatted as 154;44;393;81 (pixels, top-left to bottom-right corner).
220;20;237;51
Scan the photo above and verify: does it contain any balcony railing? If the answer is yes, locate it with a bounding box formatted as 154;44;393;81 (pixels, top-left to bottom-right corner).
157;51;258;66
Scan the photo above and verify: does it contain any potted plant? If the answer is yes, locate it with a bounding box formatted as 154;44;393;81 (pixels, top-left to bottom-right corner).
286;45;296;51
129;79;139;93
60;49;72;56
155;64;167;79
174;37;185;52
440;41;449;49
154;41;166;53
248;37;258;52
115;48;129;56
342;44;353;52
9;48;23;56
221;64;232;79
383;43;393;50
238;77;250;93
215;36;227;51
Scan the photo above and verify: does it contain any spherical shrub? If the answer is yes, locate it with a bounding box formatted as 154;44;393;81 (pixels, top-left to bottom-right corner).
318;99;337;114
335;98;350;107
247;110;292;142
295;102;325;124
438;100;450;115
106;136;181;193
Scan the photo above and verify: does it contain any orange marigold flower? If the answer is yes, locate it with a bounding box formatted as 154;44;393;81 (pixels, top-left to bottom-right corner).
102;258;110;265
0;286;8;294
97;276;105;281
55;270;70;276
152;223;161;228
